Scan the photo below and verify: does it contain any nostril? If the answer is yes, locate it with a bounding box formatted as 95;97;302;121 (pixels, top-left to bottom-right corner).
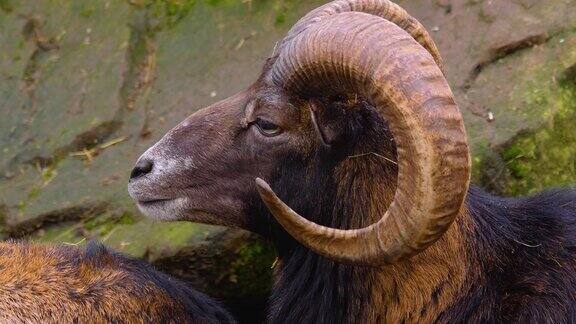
130;159;154;180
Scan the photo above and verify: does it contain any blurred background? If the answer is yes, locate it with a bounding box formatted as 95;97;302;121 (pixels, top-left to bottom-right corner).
0;0;575;322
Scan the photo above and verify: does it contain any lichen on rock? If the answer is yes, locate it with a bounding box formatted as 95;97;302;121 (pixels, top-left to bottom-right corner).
500;73;576;196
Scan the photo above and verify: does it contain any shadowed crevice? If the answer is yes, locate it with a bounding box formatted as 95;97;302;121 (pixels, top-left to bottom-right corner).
4;202;108;239
20;14;60;114
463;33;550;89
153;230;275;324
20;120;124;170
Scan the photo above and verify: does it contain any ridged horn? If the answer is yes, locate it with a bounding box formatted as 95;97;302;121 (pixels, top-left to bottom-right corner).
256;11;470;265
275;0;443;70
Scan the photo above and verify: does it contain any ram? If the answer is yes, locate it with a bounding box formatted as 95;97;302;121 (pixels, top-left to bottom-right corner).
0;241;235;323
128;0;576;322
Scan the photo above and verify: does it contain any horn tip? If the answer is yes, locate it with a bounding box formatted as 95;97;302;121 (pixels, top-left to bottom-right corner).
255;178;279;206
255;177;272;192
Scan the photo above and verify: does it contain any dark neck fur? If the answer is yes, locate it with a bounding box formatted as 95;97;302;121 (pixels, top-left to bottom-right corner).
267;185;576;323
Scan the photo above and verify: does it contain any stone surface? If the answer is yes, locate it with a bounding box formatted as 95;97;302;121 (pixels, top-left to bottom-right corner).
1;0;575;321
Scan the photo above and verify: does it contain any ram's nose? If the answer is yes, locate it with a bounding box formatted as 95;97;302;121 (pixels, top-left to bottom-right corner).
130;159;154;180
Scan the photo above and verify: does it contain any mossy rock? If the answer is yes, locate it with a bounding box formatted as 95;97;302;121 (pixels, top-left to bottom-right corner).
500;79;576;195
475;31;576;196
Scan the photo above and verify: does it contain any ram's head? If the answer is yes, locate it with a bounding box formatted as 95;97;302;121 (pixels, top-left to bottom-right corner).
128;0;471;266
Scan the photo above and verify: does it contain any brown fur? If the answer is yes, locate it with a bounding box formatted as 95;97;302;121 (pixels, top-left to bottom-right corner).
0;241;234;323
331;144;469;322
362;219;468;322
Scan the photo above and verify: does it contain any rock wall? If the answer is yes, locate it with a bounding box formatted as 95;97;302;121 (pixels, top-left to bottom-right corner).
1;0;575;321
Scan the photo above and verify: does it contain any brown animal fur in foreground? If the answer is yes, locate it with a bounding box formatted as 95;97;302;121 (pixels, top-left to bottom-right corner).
0;241;235;323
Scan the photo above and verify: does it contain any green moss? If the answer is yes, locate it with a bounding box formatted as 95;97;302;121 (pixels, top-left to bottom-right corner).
82;212;138;237
83;217;100;230
471;139;491;182
24;165;58;201
92;220;117;237
0;0;13;13
79;8;95;18
501;83;576;195
145;221;202;248
41;166;58;183
117;212;137;225
204;0;236;7
100;221;208;258
227;240;275;298
273;0;297;26
27;186;41;200
128;0;198;31
16;201;26;212
34;223;84;244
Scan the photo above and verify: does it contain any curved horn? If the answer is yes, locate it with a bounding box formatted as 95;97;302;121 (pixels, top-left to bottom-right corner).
256;12;470;265
275;0;443;70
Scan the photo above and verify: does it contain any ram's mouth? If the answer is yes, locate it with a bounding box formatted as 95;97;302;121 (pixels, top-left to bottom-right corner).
134;197;189;221
128;184;179;209
137;198;174;207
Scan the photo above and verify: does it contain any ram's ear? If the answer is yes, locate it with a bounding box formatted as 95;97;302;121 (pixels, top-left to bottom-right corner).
308;95;363;148
308;101;332;147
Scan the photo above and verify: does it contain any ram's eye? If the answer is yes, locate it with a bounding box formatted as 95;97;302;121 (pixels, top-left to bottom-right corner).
254;118;282;137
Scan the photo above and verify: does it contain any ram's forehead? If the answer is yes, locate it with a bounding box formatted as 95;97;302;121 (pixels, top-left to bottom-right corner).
248;87;303;118
253;86;293;107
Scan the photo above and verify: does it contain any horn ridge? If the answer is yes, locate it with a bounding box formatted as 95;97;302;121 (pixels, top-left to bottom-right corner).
274;0;443;70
